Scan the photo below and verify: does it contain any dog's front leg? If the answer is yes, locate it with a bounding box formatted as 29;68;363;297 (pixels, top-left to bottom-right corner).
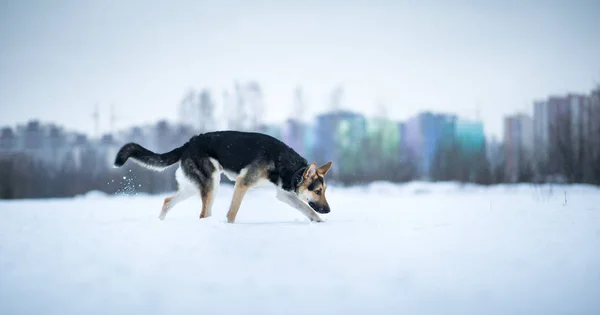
276;190;323;222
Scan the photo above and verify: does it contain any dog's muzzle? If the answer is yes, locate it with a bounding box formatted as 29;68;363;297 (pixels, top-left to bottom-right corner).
309;202;330;214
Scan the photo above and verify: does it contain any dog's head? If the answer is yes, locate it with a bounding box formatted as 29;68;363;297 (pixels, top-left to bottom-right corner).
297;161;333;214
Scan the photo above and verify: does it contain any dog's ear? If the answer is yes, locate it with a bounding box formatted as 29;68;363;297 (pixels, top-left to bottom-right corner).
317;161;333;175
303;162;317;178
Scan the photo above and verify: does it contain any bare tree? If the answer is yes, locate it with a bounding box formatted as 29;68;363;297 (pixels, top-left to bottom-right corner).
223;90;237;130
375;102;388;119
198;89;215;132
291;86;305;121
233;82;248;130
245;81;264;131
178;88;198;130
330;85;344;111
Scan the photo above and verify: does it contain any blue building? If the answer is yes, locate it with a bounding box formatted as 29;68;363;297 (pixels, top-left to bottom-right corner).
314;110;364;176
282;119;306;157
405;112;457;178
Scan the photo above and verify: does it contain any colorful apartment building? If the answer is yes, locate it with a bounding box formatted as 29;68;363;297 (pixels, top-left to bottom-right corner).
404;112;457;178
503;114;534;182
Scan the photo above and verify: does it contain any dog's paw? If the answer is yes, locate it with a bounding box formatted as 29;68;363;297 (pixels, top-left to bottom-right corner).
311;216;324;223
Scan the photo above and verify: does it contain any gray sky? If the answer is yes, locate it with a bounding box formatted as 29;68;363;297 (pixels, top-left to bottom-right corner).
1;0;599;139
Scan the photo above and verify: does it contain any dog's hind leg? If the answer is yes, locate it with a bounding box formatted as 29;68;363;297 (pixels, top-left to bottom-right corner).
159;166;198;220
199;166;221;219
200;190;214;218
179;156;221;219
159;186;196;220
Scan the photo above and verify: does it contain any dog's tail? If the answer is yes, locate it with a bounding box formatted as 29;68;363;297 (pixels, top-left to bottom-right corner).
114;142;188;171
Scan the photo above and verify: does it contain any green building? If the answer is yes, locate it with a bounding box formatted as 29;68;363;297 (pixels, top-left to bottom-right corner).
335;115;367;177
454;119;485;155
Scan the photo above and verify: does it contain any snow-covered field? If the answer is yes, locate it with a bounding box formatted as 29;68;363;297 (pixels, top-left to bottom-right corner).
1;182;600;315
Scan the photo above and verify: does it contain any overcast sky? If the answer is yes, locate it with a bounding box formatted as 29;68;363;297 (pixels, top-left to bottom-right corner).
1;0;599;139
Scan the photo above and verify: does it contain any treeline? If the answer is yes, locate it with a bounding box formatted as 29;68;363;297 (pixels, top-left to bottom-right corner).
0;119;197;200
0;150;179;200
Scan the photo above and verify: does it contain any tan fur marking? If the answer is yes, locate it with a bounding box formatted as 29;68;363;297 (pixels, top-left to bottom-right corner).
162;196;172;210
200;190;215;219
298;174;320;189
159;196;174;220
226;167;272;223
250;165;273;183
226;183;248;223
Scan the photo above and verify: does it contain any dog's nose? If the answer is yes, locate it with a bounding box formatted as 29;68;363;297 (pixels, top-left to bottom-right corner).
309;202;330;214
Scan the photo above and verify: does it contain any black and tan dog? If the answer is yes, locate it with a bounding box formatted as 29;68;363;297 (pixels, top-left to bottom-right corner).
114;131;332;223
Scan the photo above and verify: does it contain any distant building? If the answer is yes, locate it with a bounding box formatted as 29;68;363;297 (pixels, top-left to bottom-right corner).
281;119;307;158
486;136;503;170
404;112;456;179
534;93;588;177
45;125;71;169
567;94;588;163
0;127;16;151
366;118;400;162
335;114;367;177
533;99;550;167
127;127;147;147
586;87;600;163
504;114;534;182
152;120;174;153
22;120;44;150
314;110;364;176
257;123;282;140
454;119;485;156
397;122;407;153
302;123;317;164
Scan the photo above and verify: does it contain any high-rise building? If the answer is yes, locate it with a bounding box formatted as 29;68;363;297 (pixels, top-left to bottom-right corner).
314;110;364;176
335;114;367;177
486;136;503;170
586;86;600;169
257;123;282;140
0;127;16;151
404;112;456;179
533;93;588;177
503;114;533;182
567;94;588;162
454;119;485;156
281;119;306;157
533;99;550;166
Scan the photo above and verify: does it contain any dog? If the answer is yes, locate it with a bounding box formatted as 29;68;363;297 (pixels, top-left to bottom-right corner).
113;130;332;223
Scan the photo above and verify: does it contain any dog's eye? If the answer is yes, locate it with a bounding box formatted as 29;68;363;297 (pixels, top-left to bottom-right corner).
315;189;322;196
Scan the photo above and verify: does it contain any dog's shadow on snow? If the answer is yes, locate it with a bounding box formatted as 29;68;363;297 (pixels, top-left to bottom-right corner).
234;220;314;226
234;218;343;226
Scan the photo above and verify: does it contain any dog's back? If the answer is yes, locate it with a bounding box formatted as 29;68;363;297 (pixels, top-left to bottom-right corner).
187;131;307;176
115;130;308;188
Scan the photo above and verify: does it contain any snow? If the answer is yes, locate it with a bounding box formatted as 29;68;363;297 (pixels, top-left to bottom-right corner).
1;182;600;315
